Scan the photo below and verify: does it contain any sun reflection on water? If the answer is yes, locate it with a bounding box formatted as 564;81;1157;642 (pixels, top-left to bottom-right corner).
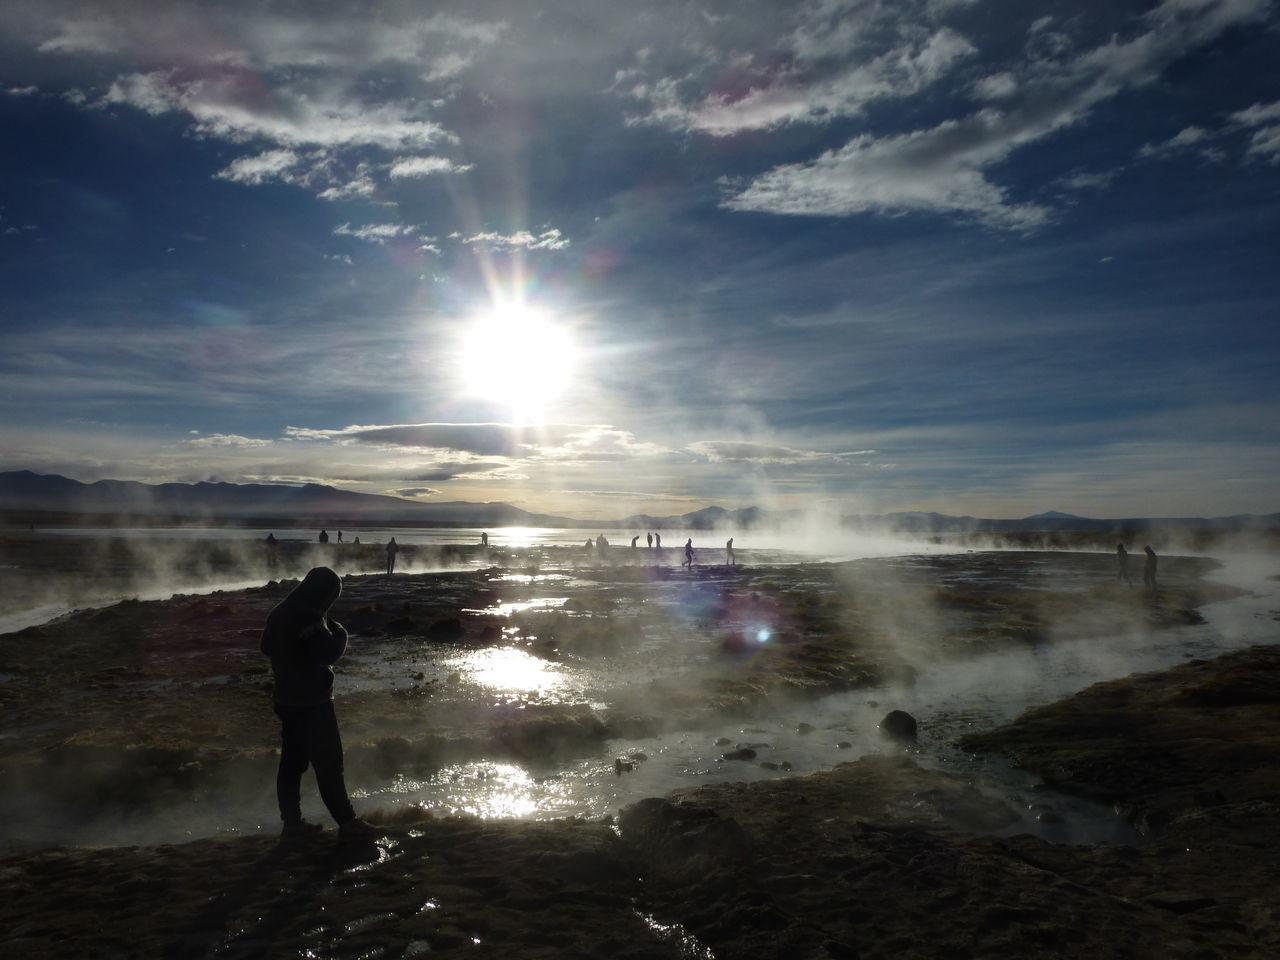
462;598;568;617
445;646;576;696
363;762;572;818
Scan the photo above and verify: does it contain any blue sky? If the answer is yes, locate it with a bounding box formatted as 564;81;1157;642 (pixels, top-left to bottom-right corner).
1;0;1278;521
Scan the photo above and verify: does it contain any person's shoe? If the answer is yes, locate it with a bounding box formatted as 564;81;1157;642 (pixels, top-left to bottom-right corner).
280;820;324;839
338;817;379;838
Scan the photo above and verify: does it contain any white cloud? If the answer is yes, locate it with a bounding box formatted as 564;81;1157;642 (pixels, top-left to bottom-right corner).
725;123;1051;229
317;176;378;201
724;0;1269;229
186;433;272;448
1138;124;1211;158
461;228;569;250
214;149;301;186
1230;99;1280;165
1059;169;1120;191
4;85;38;96
388;156;472;178
35;6;505;202
333;222;418;244
688;440;875;464
624;7;978;137
282;422;669;462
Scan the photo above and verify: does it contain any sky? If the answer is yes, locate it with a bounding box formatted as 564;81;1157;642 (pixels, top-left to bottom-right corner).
1;0;1279;522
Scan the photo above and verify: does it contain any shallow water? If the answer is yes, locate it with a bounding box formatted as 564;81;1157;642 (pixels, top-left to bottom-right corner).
332;550;1280;845
5;530;1278;848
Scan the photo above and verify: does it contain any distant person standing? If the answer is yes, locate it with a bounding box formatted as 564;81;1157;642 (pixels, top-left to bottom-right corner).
1115;544;1132;585
318;529;329;544
682;538;694;568
631;535;640;548
265;533;279;567
480;531;489;548
726;537;735;566
337;530;343;544
654;532;662;549
596;534;609;550
1143;545;1158;593
646;532;653;548
385;537;399;575
260;566;375;838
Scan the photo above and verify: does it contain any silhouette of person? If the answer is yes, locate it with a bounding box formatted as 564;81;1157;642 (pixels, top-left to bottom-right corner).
260;566;375;838
352;536;360;545
596;534;609;550
646;532;653;548
1115;544;1132;585
682;538;694;568
318;529;329;544
337;530;343;544
585;538;593;551
265;533;279;566
385;537;399;575
1143;545;1158;592
631;535;640;548
480;532;489;547
726;537;735;565
654;532;662;549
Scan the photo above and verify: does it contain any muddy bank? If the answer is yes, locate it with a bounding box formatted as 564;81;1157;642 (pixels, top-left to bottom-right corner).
2;737;1277;958
960;643;1280;843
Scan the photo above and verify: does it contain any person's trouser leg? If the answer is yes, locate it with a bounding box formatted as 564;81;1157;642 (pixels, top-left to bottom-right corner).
275;702;357;826
274;705;310;824
309;701;357;825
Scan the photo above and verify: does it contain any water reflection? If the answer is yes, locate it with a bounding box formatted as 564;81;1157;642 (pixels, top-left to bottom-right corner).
361;762;575;818
444;646;577;697
462;598;568;617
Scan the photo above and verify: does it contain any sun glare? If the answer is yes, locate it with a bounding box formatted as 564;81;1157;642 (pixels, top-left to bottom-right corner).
460;305;576;421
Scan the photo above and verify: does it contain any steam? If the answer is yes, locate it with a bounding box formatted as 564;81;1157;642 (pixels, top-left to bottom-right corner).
1;518;1275;852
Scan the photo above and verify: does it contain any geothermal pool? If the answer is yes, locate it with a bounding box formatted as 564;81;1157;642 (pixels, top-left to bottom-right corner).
2;531;1276;849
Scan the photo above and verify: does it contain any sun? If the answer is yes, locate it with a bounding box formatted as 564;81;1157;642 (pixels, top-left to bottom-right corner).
458;304;577;422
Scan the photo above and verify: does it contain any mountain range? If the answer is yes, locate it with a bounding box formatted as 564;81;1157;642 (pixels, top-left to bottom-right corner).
0;471;1276;532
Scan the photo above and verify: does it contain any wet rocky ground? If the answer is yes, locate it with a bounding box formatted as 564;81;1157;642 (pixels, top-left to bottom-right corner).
1;544;1277;956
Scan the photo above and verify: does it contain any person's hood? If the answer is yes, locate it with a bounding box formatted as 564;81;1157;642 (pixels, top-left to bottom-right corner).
288;566;342;612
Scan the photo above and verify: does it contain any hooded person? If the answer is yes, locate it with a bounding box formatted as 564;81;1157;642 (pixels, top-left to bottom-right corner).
260;566;374;838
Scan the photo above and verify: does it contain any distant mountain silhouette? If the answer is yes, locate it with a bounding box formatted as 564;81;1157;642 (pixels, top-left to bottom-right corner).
0;471;578;526
1;471;1276;532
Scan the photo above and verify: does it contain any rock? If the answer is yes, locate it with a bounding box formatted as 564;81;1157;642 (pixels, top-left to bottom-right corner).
797;722;815;736
879;710;918;742
836;741;852;749
426;617;466;641
614;759;634;775
721;748;757;761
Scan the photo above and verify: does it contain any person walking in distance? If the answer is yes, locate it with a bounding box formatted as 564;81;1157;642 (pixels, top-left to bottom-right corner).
385;537;399;575
1115;543;1132;586
1143;545;1158;593
682;538;694;568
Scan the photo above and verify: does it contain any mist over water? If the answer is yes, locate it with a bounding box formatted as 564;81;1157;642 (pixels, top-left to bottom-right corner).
2;523;1277;850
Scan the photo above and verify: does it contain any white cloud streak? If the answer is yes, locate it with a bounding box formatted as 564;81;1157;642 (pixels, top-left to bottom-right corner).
724;0;1270;228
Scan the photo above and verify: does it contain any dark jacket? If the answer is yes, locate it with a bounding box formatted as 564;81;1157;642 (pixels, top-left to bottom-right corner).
260;567;348;706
